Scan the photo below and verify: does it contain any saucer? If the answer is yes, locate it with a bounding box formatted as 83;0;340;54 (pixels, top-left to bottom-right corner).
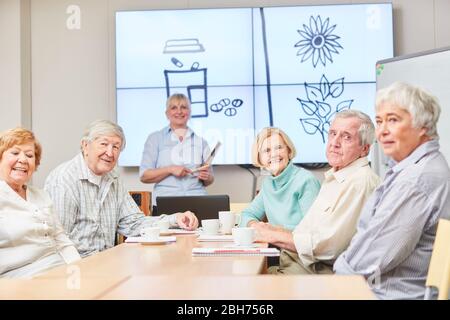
140;236;176;245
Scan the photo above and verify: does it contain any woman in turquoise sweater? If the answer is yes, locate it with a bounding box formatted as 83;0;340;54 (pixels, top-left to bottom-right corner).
240;127;320;230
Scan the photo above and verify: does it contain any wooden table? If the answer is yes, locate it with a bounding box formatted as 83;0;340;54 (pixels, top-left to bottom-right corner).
100;275;375;300
0;275;129;300
37;234;266;279
11;234;375;300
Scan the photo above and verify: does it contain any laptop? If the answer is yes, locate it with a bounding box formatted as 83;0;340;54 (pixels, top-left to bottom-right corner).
155;195;230;221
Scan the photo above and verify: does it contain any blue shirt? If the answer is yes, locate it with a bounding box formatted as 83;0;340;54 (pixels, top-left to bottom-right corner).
334;139;450;300
140;126;211;206
240;161;321;230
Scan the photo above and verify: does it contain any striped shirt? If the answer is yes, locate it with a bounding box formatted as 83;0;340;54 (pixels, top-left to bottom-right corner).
45;153;176;257
139;126;211;206
334;140;450;299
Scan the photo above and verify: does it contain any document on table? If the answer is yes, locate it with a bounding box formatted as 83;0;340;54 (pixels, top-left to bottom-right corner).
192;247;280;256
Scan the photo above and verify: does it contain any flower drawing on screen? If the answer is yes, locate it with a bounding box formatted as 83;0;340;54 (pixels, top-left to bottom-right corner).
294;16;343;68
298;75;353;143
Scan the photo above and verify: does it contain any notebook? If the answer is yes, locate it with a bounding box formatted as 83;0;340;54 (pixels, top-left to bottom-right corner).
155;195;230;221
192;247;280;256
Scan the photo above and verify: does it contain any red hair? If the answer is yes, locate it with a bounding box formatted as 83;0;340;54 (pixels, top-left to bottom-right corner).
0;127;42;168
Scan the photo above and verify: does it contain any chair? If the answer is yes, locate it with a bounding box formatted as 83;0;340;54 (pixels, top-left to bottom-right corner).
230;202;269;223
116;191;152;245
425;219;450;300
229;202;249;214
129;191;152;216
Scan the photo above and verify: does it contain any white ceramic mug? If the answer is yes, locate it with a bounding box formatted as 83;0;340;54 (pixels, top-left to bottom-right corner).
218;211;241;235
140;227;160;240
157;219;170;233
201;219;220;235
232;227;255;246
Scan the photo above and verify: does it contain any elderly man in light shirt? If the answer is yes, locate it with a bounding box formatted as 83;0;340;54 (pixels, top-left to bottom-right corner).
334;82;450;300
253;110;380;274
45;120;199;257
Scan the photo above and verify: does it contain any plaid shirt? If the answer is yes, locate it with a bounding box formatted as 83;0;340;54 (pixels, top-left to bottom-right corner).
45;153;175;257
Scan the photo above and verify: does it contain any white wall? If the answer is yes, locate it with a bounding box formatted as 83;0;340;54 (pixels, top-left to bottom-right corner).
30;0;111;186
3;0;450;202
0;0;31;131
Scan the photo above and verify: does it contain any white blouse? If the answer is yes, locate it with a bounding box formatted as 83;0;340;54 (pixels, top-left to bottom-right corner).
0;181;80;278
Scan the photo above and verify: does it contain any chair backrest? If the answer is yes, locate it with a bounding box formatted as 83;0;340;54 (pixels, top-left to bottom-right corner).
425;219;450;300
117;191;152;245
129;191;152;216
229;202;249;214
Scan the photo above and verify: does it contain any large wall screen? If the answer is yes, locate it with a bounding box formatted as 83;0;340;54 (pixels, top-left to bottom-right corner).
116;3;393;166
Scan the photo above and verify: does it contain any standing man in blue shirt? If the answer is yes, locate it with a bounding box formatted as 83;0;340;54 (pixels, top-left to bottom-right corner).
334;82;450;299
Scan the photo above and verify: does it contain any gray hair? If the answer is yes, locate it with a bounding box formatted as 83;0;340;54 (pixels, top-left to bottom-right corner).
333;109;375;146
375;82;441;138
81;120;126;151
166;93;191;110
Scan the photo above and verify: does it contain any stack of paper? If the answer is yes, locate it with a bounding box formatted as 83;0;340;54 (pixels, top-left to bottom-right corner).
192;247;280;256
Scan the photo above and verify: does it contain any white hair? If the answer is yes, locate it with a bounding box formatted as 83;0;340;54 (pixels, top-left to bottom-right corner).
333;109;375;146
375;82;441;138
81;120;126;151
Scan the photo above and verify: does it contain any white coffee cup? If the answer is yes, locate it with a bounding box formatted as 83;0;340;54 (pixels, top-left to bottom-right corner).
218;211;241;235
201;219;220;235
140;227;160;240
232;227;255;246
157;219;170;233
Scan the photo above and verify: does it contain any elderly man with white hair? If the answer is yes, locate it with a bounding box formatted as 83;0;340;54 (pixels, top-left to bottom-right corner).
253;109;380;275
334;82;450;300
45;120;198;257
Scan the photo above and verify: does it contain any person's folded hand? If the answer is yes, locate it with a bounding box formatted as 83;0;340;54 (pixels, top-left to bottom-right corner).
176;210;199;230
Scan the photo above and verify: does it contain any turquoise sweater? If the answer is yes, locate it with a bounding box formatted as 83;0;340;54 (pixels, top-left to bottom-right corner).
240;161;320;230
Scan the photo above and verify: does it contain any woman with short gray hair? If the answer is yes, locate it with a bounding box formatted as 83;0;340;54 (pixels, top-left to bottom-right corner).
375;81;440;138
334;82;450;299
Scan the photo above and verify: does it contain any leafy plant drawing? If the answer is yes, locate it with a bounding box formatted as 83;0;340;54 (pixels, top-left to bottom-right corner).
298;75;353;143
295;15;343;68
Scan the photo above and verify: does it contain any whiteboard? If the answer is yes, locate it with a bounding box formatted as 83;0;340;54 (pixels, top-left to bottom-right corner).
373;47;450;177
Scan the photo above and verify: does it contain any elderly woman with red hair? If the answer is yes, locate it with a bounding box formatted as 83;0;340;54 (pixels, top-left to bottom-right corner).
0;128;80;278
